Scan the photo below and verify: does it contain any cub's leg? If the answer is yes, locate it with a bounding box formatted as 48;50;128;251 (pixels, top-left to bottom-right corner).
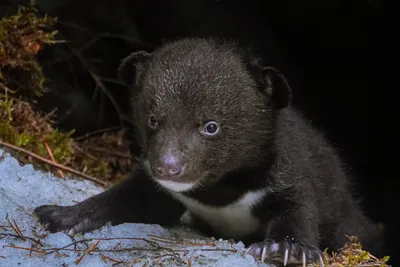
245;194;324;267
34;167;185;235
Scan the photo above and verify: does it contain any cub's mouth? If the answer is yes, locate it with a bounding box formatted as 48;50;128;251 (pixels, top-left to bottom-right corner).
143;160;196;192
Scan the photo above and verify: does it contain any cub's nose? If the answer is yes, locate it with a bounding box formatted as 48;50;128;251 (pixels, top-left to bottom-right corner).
155;153;184;177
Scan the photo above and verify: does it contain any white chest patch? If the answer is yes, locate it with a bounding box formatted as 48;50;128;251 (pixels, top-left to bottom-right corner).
172;189;268;239
156;180;195;192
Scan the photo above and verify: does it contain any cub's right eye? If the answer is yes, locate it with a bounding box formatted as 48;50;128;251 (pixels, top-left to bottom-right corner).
200;121;220;138
148;114;159;129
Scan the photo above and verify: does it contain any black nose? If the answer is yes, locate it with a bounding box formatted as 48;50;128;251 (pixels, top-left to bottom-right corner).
156;153;183;176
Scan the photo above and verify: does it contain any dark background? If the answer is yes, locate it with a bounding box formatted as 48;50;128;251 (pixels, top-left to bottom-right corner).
1;0;395;265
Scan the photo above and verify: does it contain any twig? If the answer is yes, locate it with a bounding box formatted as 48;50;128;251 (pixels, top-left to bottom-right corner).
70;144;97;161
75;240;100;265
56;35;136;125
199;248;237;252
42;236;238;255
88;69;124;119
6;218;23;238
101;254;122;264
148;234;216;247
148;234;180;244
41;23;154;67
98;77;125;87
49;247;158;253
0;232;42;246
1;232;243;265
0;140;109;187
77;32;154;53
74;126;121;141
56;20;94;36
3;245;46;254
43;140;65;178
58;35;125;121
12;219;23;237
112;241;122;250
76;237;145;242
44;237;144;255
153;253;176;263
29;243;34;257
84;146;131;159
187;241;216;247
144;239;190;265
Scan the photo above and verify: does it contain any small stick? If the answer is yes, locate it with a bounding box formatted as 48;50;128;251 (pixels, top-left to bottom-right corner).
187;242;216;247
112;241;121;250
0;232;42;245
101;254;122;264
43;141;64;178
29;243;34;257
84;146;131;159
12;219;23;237
147;234;177;242
74;126;121;141
0;140;109;187
148;234;215;247
3;245;46;254
7;218;23;238
75;240;100;265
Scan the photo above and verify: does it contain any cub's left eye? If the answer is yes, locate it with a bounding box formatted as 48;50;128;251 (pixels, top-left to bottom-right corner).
201;121;220;137
148;114;159;129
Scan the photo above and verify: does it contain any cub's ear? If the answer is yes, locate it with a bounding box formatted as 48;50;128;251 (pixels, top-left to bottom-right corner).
117;51;152;87
262;66;292;109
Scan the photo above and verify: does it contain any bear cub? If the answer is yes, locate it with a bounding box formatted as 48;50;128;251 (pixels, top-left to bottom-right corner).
34;38;382;267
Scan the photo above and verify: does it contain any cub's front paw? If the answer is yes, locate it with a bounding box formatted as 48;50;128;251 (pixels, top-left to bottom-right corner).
244;237;324;267
34;204;107;235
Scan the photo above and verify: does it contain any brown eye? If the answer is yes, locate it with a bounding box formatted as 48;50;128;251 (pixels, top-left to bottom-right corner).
201;121;220;137
148;114;159;129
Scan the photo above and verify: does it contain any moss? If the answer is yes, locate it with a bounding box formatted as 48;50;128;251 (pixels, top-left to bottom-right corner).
0;0;57;97
0;1;132;184
0;89;131;182
323;236;390;267
0;93;75;168
81;157;112;181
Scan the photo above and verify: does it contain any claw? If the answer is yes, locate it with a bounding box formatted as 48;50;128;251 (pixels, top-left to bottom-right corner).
68;228;75;236
261;246;267;262
244;246;252;256
44;223;50;230
284;248;289;266
246;237;323;267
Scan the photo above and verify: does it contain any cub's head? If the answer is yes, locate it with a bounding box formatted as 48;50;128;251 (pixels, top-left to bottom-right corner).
118;38;291;193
